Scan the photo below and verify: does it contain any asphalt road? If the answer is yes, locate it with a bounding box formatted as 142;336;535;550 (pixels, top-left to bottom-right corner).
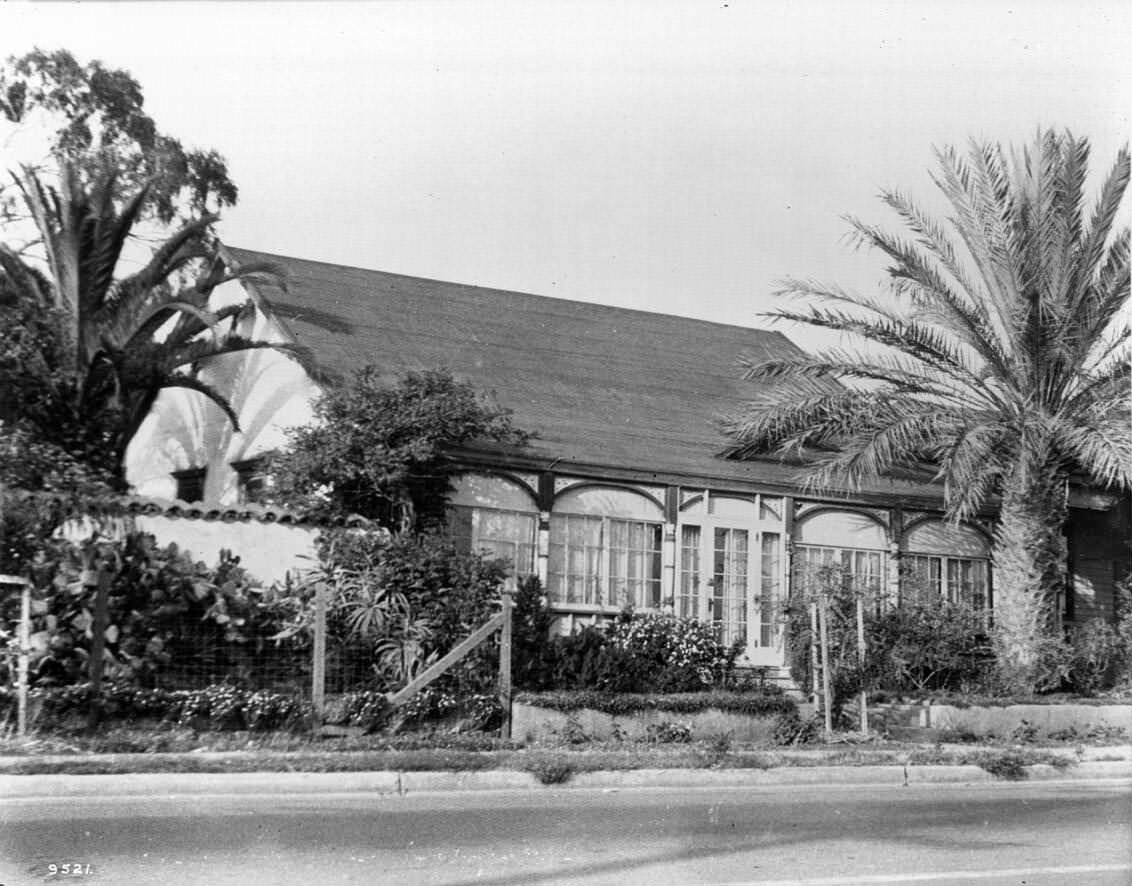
1;780;1130;886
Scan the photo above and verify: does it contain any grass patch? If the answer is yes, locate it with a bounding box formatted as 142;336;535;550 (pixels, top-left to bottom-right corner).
907;745;1078;777
0;723;1101;778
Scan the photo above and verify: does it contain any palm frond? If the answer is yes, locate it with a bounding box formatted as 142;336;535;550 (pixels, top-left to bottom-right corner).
843;211;1013;380
937;422;1013;520
79;174;152;316
163;337;315;375
929;146;1019;340
762;295;1008;411
124;300;221;351
155;375;241;432
0;243;50;306
99;213;215;320
197;259;290;297
1051;410;1132;490
1079;145;1131;298
793;407;965;493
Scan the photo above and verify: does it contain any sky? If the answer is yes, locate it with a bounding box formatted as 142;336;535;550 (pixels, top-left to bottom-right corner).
1;0;1130;347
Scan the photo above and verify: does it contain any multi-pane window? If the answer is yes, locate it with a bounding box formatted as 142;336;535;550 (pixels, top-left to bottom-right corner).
759;532;782;647
231;458;270;504
905;554;988;610
711;527;748;648
450;507;537;581
548;515;662;609
677;526;702;620
902;520;992;614
172;467;207;503
794;545;888;609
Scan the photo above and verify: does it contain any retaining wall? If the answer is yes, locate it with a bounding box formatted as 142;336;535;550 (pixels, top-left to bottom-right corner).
925;702;1132;738
513;702;779;743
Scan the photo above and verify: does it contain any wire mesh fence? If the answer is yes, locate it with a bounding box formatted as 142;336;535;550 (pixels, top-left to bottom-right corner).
1;618;393;703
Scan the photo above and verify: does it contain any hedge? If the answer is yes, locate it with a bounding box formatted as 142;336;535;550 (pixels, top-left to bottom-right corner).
513;690;797;717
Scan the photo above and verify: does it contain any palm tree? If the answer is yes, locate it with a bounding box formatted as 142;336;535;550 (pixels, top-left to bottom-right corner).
0;158;311;488
723;130;1130;693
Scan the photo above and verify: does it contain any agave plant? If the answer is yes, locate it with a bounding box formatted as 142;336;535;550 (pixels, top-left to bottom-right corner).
0;158;311;484
724;130;1130;693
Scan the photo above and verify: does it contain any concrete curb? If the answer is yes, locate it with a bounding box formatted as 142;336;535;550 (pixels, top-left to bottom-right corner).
1;762;1128;799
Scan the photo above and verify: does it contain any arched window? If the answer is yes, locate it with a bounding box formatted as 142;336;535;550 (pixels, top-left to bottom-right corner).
903;521;990;611
448;474;538;581
549;486;664;610
794;510;889;605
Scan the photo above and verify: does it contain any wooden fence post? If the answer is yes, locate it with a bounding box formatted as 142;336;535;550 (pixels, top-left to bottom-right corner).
311;580;327;722
499;588;514;740
818;596;833;742
1;575;29;738
809;601;820;711
18;577;29;738
856;594;868;735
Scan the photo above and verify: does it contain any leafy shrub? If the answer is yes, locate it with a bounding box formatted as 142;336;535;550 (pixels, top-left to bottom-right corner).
386;685;503;734
646;721;692;743
526;757;574;785
542;609;741;694
785;564;994;710
267;367;529;529
0;533;303;695
1009;719;1039;744
864;599;991;694
263;528;509;711
549;626;650;692
1065;619;1121;695
606;611;743;690
974;750;1030;780
771;709;820;745
783;564;872;720
511;575;557;691
25;683;309;731
1112;576;1132;691
337;690;391;730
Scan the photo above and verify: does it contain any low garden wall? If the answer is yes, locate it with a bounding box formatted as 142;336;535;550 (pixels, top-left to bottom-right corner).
926;702;1132;739
870;700;1132;739
512;692;797;744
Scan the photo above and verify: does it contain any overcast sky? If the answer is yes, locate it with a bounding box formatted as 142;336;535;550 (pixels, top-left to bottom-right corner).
2;1;1129;344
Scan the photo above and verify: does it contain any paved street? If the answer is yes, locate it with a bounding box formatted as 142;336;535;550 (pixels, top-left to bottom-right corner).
1;780;1130;886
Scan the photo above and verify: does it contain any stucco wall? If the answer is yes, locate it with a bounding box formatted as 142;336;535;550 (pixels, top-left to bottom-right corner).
124;279;323;506
134;514;319;584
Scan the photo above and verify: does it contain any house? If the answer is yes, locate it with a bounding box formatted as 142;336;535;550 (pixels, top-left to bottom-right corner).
124;247;1131;675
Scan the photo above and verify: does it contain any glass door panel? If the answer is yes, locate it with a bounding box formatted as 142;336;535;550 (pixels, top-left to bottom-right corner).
678;525;702;620
712;527;748;648
677;520;787;667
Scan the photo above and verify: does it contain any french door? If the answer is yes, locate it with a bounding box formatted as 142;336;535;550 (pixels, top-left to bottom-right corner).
677;522;785;666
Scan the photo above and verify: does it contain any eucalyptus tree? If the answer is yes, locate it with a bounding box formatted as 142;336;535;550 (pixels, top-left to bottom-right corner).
724;130;1130;692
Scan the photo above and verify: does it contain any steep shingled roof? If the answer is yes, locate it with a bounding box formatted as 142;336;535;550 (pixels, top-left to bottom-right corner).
225;247;934;499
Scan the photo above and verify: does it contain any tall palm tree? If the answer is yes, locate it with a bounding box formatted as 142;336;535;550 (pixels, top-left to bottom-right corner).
723;130;1130;693
0;158;311;487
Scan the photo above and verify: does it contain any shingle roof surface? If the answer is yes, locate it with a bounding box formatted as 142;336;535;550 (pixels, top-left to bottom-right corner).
226;247;935;499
